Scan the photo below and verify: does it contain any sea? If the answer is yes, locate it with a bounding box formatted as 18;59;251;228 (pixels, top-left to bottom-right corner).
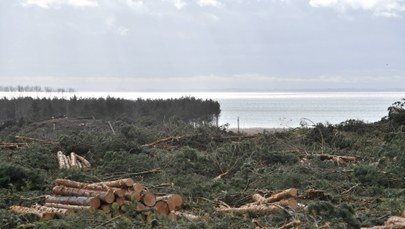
1;91;404;128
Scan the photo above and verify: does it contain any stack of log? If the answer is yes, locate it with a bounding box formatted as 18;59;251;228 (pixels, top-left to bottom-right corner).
362;210;405;229
57;151;91;170
216;188;299;215
9;178;185;222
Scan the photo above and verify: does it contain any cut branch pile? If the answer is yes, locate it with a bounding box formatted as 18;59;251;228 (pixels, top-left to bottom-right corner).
362;211;405;229
216;188;299;216
57;151;91;170
9;178;187;223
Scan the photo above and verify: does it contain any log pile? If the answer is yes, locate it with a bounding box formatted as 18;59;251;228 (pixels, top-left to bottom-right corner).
216;188;299;216
9;178;186;223
362;211;405;229
57;151;91;170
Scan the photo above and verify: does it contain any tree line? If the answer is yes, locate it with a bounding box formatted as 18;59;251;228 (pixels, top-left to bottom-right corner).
0;96;220;125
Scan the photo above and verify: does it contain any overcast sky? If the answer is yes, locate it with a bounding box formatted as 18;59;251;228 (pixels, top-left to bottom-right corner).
0;0;404;91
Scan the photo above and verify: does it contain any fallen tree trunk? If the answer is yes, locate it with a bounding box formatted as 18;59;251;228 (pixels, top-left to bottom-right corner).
15;135;56;144
44;195;100;209
91;178;134;188
262;188;298;204
386;216;405;226
31;204;74;217
55;179;109;191
52;186;115;204
9;206;55;220
44;203;93;211
243;198;298;210
74;154;91;170
216;205;282;215
57;151;67;169
156;194;183;211
174;211;204;221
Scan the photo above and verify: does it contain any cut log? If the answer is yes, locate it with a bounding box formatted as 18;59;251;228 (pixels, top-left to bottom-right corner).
124;190;141;201
136;203;146;212
44;195;100;209
55;179;109;191
31;204;74;217
70;152;78;168
112;188;125;198
264;188;298;203
156;194;183;211
141;191;157;207
52;186;115;204
242;198;298;210
154;200;170;215
252;193;266;203
386;216;405;226
401;210;405;218
115;197;126;206
91;178;134;188
75;154;91;169
9;205;55;220
63;155;70;169
44;203;93;211
132;183;145;193
216;205;282;215
66;155;72;168
57;151;67;169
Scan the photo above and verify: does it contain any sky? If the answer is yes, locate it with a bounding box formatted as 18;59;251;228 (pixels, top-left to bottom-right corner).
0;0;405;91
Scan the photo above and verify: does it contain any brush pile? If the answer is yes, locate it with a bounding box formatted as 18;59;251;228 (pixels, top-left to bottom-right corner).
9;178;184;222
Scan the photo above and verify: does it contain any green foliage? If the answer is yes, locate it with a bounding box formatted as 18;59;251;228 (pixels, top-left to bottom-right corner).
0;163;44;190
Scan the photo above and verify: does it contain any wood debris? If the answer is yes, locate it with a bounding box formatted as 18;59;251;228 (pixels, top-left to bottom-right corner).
57;151;91;170
0;143;27;149
9;178;185;223
362;211;405;229
216;188;299;216
319;153;356;165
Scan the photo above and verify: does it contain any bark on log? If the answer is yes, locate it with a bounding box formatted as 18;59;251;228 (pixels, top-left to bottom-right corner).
264;188;298;203
75;154;91;169
9;206;55;220
45;195;100;209
66;155;72;169
44;203;93;211
52;186;115;203
91;178;134;188
31;204;74;217
70;152;78;168
386;216;405;226
55;179;109;191
156;194;183;211
57;151;67;169
216;205;282;215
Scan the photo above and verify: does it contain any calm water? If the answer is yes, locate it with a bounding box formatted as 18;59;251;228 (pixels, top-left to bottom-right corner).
1;91;404;128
